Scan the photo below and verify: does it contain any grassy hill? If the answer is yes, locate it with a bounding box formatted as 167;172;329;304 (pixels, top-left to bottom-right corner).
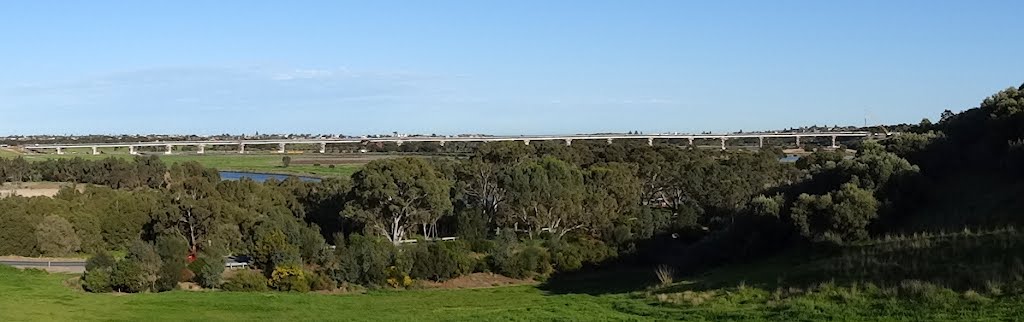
3;262;1023;321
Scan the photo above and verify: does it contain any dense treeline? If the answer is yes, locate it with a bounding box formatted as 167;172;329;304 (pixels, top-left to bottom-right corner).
4;84;1024;294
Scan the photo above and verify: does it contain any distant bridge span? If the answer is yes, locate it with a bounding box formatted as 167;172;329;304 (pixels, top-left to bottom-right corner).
21;132;873;155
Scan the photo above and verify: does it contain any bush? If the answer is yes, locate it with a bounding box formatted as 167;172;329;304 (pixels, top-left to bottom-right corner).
269;265;309;292
347;234;397;287
509;246;552;278
155;235;189;292
82;267;113;293
308;271;337;291
85;251;116;271
222;269;269;292
385;265;412;288
409;242;472;281
328;164;336;169
35;215;81;257
110;259;148;293
191;251;225;289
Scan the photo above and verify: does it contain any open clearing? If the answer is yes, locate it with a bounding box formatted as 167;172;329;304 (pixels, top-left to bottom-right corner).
4;152;395;178
4;263;1024;321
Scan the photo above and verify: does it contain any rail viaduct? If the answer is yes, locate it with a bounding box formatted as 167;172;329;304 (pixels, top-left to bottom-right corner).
21;132;873;155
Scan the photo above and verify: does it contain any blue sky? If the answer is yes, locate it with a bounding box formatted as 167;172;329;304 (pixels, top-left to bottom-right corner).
1;1;1022;135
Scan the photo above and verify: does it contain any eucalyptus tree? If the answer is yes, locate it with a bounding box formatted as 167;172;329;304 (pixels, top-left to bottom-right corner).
343;158;452;243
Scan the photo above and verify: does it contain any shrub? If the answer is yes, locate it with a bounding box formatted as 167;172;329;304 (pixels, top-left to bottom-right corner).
655;265;675;286
511;245;551;278
191;251;225;289
328;165;336;169
110;259;148;293
385;265;412;288
313;163;321;167
85;251;116;271
269;265;309;292
35;215;81;257
347;234;397;287
409;242;472;281
308;271;337;291
82;267;113;293
154;234;189;292
222;269;269;292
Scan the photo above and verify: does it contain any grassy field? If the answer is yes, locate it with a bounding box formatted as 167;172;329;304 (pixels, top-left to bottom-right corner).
6;151;366;178
3;262;1024;321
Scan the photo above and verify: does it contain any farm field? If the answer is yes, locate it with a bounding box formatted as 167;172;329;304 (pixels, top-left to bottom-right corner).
2;151;389;178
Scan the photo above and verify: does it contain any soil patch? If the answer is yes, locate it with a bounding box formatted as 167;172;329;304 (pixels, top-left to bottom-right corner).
421;273;537;289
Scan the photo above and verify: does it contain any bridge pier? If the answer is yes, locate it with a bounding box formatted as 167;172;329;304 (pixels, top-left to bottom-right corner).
238;144;245;154
91;147;99;155
564;139;572;146
758;136;764;148
277;143;286;153
647;137;654;146
831;136;838;149
129;146;137;155
606;138;613;145
165;145;173;155
523;139;530;146
197;144;206;154
319;142;327;154
395;141;404;147
720;137;727;150
439;141;447;147
795;136;801;149
688;137;694;146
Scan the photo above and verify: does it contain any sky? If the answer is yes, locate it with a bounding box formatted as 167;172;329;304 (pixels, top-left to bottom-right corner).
1;1;1023;136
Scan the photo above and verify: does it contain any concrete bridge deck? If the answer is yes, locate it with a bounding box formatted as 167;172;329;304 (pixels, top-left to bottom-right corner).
21;132;874;154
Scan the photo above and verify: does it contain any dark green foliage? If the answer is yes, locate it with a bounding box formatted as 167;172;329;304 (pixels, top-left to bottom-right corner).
409;242;474;281
191;247;225;289
282;156;291;168
110;259;148;293
85;251;116;271
154;234;189;292
346;234;398;287
251;227;301;275
82;267;113;293
222;269;269;292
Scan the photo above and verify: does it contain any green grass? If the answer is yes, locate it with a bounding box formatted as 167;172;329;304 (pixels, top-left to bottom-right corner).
0;148;20;158
4;261;1024;321
10;153;362;178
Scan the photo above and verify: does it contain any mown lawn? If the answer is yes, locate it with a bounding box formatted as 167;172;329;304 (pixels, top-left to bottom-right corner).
4;264;1024;321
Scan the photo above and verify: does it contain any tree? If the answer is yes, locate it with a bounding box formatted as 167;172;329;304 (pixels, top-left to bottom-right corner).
160;162;221;253
502;157;586;237
790;183;879;244
252;227;301;274
343;158;452;243
155;234;189;292
282;156;292;168
34;215;81;256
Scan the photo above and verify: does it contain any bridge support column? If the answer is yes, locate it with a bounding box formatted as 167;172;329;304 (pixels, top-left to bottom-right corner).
197;144;205;154
277;143;286;153
523;140;530;146
831;136;838;149
91;147;99;155
795;136;801;149
395;141;404;147
564;139;572;146
439;141;447;147
129;146;137;155
606;138;613;145
56;147;64;155
238;144;245;154
165;145;173;155
319;142;327;154
758;136;764;148
720;137;727;150
647;137;654;146
688;137;694;146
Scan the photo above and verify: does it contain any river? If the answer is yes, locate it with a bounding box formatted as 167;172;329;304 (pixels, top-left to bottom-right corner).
218;171;321;182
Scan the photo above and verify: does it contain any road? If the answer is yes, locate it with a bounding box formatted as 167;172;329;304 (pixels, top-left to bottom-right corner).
0;258;87;273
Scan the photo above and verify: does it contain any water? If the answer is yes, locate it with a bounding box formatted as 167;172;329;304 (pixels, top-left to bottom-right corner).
779;155;801;163
218;171;321;182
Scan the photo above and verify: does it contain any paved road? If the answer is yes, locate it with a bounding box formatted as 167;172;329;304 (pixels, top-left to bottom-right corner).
0;259;87;273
